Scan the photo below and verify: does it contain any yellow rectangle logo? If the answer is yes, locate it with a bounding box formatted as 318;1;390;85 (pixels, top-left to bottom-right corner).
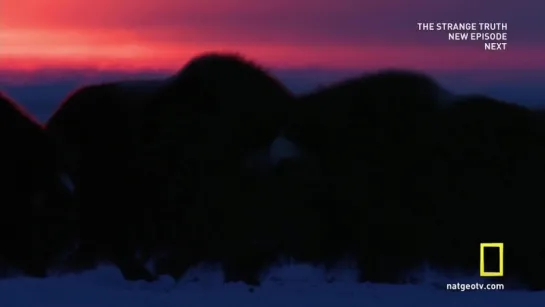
480;243;503;277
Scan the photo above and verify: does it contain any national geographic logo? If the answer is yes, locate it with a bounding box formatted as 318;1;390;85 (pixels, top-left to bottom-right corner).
480;243;504;277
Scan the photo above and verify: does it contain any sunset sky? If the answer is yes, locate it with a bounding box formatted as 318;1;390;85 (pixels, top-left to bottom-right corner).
2;0;544;71
1;0;545;117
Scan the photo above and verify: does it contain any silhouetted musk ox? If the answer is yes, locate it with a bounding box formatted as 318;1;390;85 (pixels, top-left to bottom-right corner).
287;79;545;289
45;79;167;281
0;91;74;277
46;79;167;187
46;53;296;284
287;70;454;156
39;60;545;290
281;70;455;282
428;94;545;290
132;53;296;284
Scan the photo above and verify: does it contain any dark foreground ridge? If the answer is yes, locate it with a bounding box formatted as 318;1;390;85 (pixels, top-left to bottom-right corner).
1;52;545;290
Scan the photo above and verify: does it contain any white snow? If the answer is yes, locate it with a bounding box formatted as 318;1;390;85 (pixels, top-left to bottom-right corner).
0;263;542;307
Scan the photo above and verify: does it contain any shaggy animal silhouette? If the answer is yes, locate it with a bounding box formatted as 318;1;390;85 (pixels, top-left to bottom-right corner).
46;53;296;284
286;81;545;290
287;70;453;155
0;91;74;277
281;70;454;282
428;94;545;290
132;53;296;284
47;79;166;185
33;59;545;291
45;80;166;281
140;52;294;155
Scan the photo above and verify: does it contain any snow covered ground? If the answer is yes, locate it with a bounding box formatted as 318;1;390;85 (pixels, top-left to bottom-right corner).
1;264;543;307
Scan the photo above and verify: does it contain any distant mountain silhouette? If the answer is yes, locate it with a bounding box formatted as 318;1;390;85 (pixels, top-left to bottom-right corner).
2;53;545;290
